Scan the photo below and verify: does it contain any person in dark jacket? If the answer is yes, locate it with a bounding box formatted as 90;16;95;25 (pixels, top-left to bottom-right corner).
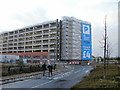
42;62;47;76
47;64;53;77
53;63;56;70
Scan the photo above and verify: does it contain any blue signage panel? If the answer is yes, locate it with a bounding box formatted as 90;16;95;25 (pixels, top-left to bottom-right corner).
81;23;92;60
23;58;27;63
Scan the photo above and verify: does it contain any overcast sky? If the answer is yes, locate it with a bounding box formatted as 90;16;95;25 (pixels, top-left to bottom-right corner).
0;0;119;57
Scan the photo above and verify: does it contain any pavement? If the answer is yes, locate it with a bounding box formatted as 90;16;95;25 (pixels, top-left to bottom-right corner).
1;65;94;89
0;64;74;85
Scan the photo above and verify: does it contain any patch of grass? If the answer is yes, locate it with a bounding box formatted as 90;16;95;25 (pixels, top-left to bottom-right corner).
2;65;42;77
71;64;120;89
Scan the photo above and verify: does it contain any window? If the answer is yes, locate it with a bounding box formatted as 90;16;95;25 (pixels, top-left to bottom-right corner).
42;55;47;59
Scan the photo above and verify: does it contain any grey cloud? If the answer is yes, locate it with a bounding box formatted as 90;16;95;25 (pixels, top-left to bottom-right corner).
0;28;8;33
14;8;48;26
92;23;118;57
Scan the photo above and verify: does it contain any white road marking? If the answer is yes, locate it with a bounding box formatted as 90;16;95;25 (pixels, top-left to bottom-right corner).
31;80;54;88
83;68;85;70
74;70;81;74
53;70;73;80
85;70;89;73
2;79;30;86
53;75;64;80
80;66;84;69
31;70;74;88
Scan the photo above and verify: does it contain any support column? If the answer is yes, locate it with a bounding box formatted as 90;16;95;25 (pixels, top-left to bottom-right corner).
40;55;42;63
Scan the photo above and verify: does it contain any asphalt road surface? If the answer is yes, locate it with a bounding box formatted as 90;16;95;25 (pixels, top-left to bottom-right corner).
1;65;94;89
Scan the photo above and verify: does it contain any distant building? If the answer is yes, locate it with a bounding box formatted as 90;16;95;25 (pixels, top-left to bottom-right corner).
0;16;92;62
0;55;19;63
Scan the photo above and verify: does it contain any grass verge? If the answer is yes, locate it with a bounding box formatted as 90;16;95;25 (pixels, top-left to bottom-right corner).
71;64;120;89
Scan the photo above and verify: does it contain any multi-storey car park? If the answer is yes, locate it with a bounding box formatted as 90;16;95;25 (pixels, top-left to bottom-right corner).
0;16;92;63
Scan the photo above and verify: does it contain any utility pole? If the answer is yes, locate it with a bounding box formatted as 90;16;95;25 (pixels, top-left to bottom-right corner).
103;15;107;79
56;19;59;61
106;39;109;67
59;20;62;61
54;46;55;61
106;37;110;68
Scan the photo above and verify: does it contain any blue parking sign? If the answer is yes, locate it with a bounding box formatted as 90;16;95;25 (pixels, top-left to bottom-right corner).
81;23;92;60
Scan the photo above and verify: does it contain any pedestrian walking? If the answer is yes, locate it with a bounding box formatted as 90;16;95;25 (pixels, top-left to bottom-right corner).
42;62;47;76
53;63;56;70
47;64;53;77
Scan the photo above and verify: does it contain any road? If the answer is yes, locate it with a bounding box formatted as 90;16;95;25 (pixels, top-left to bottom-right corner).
1;65;94;89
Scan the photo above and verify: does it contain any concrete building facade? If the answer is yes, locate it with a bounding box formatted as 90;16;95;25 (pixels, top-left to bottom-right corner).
61;16;91;61
0;16;92;62
0;20;58;61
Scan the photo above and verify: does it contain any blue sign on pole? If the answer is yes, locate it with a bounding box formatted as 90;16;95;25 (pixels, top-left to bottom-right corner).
81;23;92;60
